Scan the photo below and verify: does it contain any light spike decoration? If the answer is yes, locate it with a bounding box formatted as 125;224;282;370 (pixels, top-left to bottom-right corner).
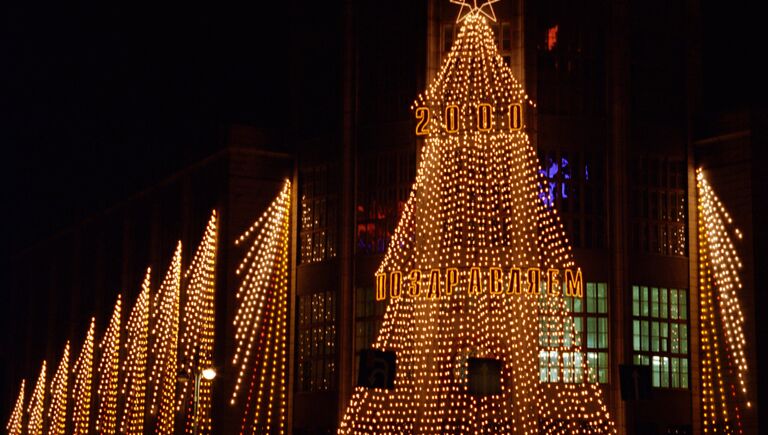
27;362;46;435
338;10;615;434
696;169;751;433
47;342;70;435
72;318;95;435
230;180;291;434
119;268;151;434
96;295;122;434
149;243;182;434
6;379;25;435
179;211;218;434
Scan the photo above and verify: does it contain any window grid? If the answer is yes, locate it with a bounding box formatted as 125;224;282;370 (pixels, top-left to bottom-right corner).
632;285;689;389
296;291;337;392
540;282;609;384
300;166;337;264
630;157;687;256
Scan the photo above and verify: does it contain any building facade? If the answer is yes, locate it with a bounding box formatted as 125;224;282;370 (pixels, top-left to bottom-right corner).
2;1;762;434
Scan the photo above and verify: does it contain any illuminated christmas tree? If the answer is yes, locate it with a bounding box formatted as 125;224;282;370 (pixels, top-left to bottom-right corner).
230;180;291;434
179;211;218;434
27;362;46;435
6;379;25;435
149;243;182;434
72;319;95;435
119;268;151;435
47;342;70;435
96;296;122;434
696;169;751;433
338;3;615;434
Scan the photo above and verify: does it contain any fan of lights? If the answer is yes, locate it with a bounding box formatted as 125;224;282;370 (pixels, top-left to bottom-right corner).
338;11;614;435
149;243;182;434
230;180;291;434
48;342;70;435
96;296;122;433
697;169;751;433
6;380;25;435
72;319;95;435
27;361;46;435
119;268;152;435
179;211;219;434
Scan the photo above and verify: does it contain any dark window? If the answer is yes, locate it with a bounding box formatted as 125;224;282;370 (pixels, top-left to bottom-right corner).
539;150;606;249
630;157;687;256
300;166;337;264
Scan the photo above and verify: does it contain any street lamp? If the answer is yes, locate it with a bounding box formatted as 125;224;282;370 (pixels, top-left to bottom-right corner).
179;353;217;435
191;366;216;435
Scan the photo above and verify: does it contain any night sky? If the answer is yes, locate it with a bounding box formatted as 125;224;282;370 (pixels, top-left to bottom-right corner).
1;1;342;259
0;0;760;416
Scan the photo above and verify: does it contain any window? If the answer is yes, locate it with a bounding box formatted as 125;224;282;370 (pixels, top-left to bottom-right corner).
540;282;609;383
632;285;689;388
355;287;386;353
356;149;415;254
539;150;606;249
296;291;336;392
630;157;687;256
300;166;337;264
537;2;607;118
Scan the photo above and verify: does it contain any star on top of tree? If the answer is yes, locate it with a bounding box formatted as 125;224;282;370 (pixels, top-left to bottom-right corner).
449;0;501;23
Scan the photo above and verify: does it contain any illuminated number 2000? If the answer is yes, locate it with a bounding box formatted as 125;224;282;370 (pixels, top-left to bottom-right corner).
413;104;524;134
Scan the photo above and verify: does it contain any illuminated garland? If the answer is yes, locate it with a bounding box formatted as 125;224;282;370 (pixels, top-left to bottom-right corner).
72;319;95;435
119;268;151;434
149;243;182;434
7;380;25;435
47;342;70;435
231;180;291;434
338;9;614;434
696;169;750;433
27;362;46;435
96;296;122;433
179;211;218;434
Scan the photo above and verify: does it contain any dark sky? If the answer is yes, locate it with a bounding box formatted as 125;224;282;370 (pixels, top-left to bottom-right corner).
1;1;342;258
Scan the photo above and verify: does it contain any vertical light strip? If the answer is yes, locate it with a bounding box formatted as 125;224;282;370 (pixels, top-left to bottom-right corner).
230;180;291;434
27;362;46;435
697;169;750;433
119;268;151;435
72;319;95;435
149;244;182;434
96;296;122;433
179;211;218;434
6;380;25;435
47;342;70;435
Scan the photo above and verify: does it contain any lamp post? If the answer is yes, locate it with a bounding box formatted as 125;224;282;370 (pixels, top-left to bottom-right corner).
192;367;217;435
179;352;216;435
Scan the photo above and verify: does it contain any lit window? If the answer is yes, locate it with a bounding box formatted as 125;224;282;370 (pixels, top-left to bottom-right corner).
632;285;689;388
540;282;609;384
